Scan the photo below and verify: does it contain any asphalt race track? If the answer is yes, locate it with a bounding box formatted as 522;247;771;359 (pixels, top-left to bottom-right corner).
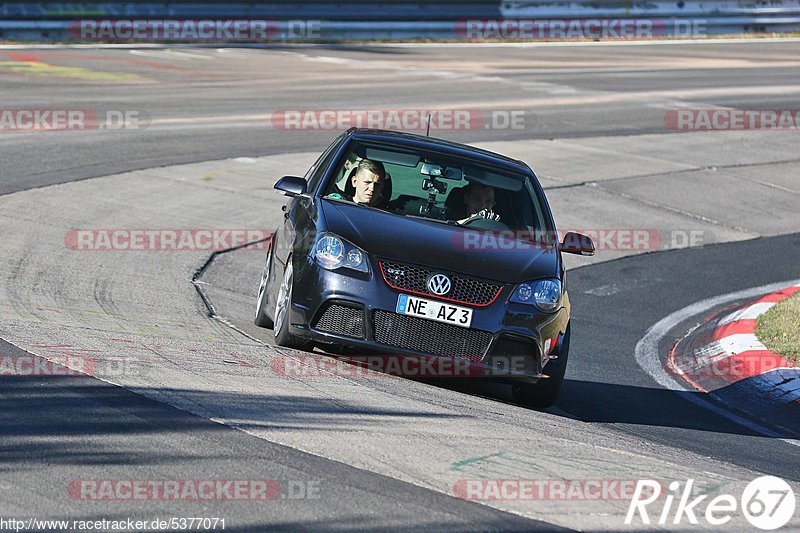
1;41;799;531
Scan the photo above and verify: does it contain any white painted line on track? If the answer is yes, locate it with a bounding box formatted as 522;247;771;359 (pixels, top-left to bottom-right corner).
635;278;800;447
129;49;216;60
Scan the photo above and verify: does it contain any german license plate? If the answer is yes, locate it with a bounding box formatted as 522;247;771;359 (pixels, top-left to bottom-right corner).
395;294;473;328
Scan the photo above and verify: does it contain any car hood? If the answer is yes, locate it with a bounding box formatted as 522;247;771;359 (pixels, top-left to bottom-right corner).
320;200;559;284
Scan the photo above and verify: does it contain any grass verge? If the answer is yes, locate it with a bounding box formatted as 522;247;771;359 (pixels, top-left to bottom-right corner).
756;293;800;365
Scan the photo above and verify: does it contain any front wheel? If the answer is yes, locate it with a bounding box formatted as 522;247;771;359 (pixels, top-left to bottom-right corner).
273;258;310;350
511;324;570;409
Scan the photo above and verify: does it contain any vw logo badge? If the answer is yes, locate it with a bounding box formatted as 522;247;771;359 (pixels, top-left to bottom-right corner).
427;273;452;296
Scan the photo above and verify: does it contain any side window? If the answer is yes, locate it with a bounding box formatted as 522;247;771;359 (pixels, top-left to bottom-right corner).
305;133;347;192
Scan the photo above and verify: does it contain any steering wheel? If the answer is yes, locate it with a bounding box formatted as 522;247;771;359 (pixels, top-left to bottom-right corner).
461;217;511;231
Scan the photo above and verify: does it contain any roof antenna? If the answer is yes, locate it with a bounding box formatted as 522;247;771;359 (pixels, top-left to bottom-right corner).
426;113;432;137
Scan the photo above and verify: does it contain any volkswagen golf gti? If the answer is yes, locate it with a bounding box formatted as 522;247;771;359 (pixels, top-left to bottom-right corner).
254;128;594;407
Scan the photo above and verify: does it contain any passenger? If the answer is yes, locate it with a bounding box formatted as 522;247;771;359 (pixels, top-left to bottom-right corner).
458;182;500;224
328;153;361;197
342;152;360;177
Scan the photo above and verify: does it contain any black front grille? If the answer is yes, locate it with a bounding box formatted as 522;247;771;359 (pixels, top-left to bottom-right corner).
487;337;540;374
379;261;502;306
312;302;365;338
372;310;492;361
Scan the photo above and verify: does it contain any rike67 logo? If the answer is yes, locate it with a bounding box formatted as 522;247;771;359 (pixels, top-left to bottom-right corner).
626;476;796;530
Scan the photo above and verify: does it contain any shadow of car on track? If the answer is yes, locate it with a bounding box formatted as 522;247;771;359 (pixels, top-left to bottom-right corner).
555;378;800;439
394;374;800;440
268;335;800;441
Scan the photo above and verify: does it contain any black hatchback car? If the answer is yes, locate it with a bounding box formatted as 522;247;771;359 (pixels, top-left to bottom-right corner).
255;129;594;407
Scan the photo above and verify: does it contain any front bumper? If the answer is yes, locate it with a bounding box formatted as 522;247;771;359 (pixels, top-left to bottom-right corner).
287;256;570;381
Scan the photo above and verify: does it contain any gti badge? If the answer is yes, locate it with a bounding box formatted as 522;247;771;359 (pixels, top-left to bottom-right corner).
427;273;452;296
387;267;405;279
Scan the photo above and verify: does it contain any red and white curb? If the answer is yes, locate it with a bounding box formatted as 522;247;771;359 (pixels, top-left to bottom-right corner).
668;284;800;419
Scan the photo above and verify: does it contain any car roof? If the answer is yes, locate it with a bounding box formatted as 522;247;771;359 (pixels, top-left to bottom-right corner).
347;129;533;176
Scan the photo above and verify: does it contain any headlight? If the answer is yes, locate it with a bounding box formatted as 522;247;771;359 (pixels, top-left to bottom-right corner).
312;233;369;273
510;279;562;313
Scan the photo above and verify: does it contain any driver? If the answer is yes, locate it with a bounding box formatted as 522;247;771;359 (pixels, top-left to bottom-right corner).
351;159;386;206
326;159;386;207
458;183;500;224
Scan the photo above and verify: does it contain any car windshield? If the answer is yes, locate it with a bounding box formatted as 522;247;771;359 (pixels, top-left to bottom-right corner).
322;140;552;239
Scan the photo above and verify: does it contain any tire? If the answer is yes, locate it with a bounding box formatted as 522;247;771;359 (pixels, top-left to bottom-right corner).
272;257;310;350
511;323;571;409
254;248;274;329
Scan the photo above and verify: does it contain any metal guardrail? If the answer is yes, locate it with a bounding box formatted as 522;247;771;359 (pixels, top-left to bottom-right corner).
2;2;500;21
2;1;800;20
1;1;799;42
501;0;800;18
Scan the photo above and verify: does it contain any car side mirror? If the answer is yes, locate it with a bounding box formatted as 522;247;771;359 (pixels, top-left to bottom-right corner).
560;231;595;256
275;176;308;197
